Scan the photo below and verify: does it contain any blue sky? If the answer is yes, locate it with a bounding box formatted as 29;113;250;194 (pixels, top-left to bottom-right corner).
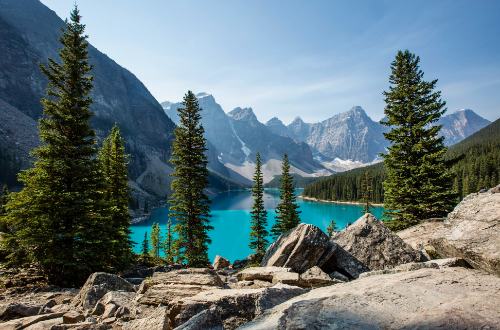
40;0;500;123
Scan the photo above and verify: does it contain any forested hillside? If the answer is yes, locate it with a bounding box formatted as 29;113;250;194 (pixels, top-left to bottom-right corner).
447;118;500;199
303;119;500;203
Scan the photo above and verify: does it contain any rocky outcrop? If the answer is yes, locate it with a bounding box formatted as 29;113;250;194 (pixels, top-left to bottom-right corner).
398;189;500;276
241;267;500;329
261;224;335;273
122;306;168;330
298;266;341;288
430;188;500;276
213;255;230;270
332;213;425;270
72;272;135;310
261;223;369;279
237;267;293;282
167;283;307;329
136;268;224;306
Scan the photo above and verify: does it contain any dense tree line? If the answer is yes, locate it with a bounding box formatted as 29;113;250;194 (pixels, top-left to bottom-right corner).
303;164;385;203
446;119;500;199
303;120;499;211
0;148;22;187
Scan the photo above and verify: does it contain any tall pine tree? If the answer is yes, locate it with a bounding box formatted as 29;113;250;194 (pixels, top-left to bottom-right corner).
150;222;161;258
98;124;133;270
164;219;174;264
249;153;268;262
382;50;455;229
141;232;149;263
2;7;106;285
271;154;301;238
361;171;373;214
169;91;212;267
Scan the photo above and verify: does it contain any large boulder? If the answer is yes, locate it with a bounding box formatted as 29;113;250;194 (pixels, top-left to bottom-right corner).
332;214;425;271
237;267;293;282
298;266;341;288
261;224;335;273
136;268;224;306
72;273;135;310
0;303;45;321
241;267;500;329
212;255;230;270
430;189;500;276
92;291;136;320
122;306;168;330
167;283;307;329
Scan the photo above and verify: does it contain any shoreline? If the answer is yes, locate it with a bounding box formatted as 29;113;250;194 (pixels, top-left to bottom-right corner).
298;195;384;207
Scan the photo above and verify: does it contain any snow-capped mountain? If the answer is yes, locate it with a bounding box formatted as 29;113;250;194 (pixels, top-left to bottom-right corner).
282;107;490;165
162;94;329;183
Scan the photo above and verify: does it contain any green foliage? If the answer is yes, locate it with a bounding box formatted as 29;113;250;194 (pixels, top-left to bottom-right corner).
381;50;455;227
361;171;373;214
303;163;385;203
168;91;212;267
150;222;161;258
326;219;337;236
98;124;134;271
141;232;149;262
446;119;500;199
249;153;268;262
164;219;175;264
271;154;301;238
1;7;110;286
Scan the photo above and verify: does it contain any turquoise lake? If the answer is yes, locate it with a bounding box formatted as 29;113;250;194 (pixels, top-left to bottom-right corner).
130;189;384;262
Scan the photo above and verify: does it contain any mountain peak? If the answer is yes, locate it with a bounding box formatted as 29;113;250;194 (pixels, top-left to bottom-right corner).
196;92;212;99
266;117;285;126
228;107;258;122
291;116;305;124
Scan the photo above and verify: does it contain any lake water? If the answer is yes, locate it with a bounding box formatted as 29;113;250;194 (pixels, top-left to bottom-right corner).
130;189;384;263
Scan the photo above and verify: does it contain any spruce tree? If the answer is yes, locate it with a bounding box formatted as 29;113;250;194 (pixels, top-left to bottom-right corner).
361;171;373;214
0;185;8;216
271;154;301;238
141;232;149;262
164;219;174;264
2;7;105;286
98;124;133;270
382;50;455;228
150;222;161;258
249;153;268;262
169;91;212;267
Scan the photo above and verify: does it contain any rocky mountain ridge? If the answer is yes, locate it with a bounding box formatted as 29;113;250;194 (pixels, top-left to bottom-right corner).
163;93;330;183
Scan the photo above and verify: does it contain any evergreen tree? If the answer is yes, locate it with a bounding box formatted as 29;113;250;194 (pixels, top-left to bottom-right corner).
271;154;301;238
382;50;455;229
361;171;373;214
164;219;174;264
141;232;149;262
98;124;133;270
2;7;106;286
249;153;268;262
0;185;9;216
169;91;212;267
150;222;161;258
326;219;337;236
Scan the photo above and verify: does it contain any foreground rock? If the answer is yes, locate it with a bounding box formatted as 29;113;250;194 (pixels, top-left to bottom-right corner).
261;224;334;273
430;189;500;276
72;272;135;310
136;268;224;306
241;267;500;329
213;255;231;270
332;213;425;271
260;223;366;278
168;283;307;329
